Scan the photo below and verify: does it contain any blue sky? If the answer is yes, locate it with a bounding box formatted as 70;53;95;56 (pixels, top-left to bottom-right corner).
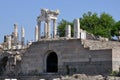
0;0;120;43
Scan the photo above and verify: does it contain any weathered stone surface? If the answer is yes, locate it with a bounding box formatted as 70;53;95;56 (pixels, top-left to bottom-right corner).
37;9;59;39
82;40;120;50
20;39;113;75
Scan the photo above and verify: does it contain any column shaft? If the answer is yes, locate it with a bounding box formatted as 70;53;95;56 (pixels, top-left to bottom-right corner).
35;25;39;41
53;19;57;38
14;23;18;46
66;25;71;38
21;27;25;46
8;36;11;49
47;20;51;38
37;21;41;40
44;23;47;38
74;19;80;38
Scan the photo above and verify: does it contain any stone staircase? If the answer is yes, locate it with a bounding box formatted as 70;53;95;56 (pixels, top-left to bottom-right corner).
39;73;61;80
0;73;62;80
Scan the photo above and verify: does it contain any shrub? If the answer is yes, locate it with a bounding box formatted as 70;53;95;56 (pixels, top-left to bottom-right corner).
111;71;119;76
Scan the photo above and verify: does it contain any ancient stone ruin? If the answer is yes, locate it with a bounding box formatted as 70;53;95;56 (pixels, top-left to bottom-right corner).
0;8;120;80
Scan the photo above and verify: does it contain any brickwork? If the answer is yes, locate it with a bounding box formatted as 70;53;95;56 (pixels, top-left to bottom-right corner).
1;39;120;76
21;39;113;75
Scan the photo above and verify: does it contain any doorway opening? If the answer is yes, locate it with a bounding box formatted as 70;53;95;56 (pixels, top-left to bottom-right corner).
0;56;8;75
46;52;58;73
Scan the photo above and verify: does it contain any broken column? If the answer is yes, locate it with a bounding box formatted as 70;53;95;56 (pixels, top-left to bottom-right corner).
8;36;11;49
14;23;18;46
118;31;120;41
74;19;80;38
81;30;86;40
35;25;39;41
21;27;25;46
66;25;71;38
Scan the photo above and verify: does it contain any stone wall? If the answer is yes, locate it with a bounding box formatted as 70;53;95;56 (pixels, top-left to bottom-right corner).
62;49;112;75
82;39;120;72
21;39;113;75
82;40;120;50
112;47;120;71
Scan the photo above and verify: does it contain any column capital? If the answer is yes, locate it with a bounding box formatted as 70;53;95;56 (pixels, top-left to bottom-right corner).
37;21;41;24
46;19;50;23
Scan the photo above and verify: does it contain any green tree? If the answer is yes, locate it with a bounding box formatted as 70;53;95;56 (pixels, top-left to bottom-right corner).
58;12;116;39
80;11;99;34
99;13;115;38
111;21;120;36
80;12;115;38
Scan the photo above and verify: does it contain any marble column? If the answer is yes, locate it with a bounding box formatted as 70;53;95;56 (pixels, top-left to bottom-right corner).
8;36;11;49
118;31;120;41
44;22;47;38
14;23;18;37
66;25;71;38
74;19;80;38
35;25;39;41
37;21;41;41
53;19;57;38
47;20;51;38
21;27;25;46
14;23;18;46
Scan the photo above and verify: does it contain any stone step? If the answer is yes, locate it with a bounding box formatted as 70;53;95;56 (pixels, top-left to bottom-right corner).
39;73;61;79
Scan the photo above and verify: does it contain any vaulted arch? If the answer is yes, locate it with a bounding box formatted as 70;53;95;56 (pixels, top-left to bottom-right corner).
46;52;58;73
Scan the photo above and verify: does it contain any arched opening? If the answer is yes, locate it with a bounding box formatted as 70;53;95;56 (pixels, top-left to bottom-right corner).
46;52;58;73
0;56;8;75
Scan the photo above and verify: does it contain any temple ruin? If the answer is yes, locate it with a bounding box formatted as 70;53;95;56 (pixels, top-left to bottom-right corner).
0;8;120;80
36;9;59;40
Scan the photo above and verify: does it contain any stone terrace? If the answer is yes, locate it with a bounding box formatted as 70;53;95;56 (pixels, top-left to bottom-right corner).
82;40;120;50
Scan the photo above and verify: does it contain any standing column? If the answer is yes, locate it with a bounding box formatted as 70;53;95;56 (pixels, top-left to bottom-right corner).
37;21;41;41
8;36;11;49
35;25;39;41
44;23;47;38
118;31;120;42
21;27;25;46
14;23;18;46
66;25;71;38
53;19;57;38
74;19;80;38
47;20;51;38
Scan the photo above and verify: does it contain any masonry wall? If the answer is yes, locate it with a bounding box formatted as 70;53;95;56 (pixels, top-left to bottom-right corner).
21;39;112;75
112;47;120;71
